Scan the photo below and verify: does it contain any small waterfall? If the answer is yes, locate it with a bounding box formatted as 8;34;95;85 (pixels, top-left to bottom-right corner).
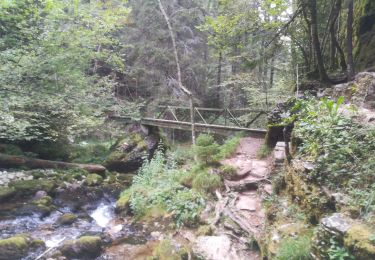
90;201;115;228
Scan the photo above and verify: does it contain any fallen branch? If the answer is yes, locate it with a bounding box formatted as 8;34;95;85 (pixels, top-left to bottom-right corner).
0;153;106;174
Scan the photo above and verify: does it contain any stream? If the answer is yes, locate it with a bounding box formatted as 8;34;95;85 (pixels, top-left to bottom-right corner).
0;194;153;259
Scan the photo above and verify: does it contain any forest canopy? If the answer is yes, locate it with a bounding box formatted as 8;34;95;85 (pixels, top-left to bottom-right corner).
1;0;374;144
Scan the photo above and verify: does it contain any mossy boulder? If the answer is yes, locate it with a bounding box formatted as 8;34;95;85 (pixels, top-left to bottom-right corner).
60;236;102;259
344;224;375;260
0;187;16;202
85;174;103;186
104;124;159;173
0;235;45;260
115;192;131;215
32;195;54;215
9;179;55;197
56;213;78;226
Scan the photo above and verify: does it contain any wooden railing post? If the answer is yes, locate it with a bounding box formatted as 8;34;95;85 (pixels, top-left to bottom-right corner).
190;98;196;145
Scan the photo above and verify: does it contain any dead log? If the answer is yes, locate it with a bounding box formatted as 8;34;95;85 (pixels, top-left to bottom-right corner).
0;153;106;174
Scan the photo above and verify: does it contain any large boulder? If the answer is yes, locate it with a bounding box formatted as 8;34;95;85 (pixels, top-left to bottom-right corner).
104;124;160;173
59;236;102;259
0;235;45;260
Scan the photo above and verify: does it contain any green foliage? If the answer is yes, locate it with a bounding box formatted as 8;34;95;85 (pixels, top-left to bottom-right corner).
0;143;23;156
70;141;111;164
276;233;313;260
293;97;375;215
0;0;130;143
327;238;354;260
192;170;222;194
195;134;220;165
121;150;205;227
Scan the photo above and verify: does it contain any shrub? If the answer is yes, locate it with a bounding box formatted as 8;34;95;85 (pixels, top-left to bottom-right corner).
192;170;222;194
195;134;220;165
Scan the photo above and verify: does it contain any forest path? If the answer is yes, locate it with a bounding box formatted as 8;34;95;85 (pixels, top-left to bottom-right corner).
218;137;274;259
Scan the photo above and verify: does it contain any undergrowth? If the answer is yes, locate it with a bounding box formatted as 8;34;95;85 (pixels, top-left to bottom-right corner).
120;133;242;227
120;150;205;227
292;97;375;216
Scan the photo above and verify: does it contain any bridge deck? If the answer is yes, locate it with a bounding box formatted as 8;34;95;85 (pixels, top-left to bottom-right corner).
110;116;267;137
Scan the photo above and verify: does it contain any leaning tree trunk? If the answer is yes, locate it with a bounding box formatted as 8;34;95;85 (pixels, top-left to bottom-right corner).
346;0;355;81
157;0;196;145
0;153;106;174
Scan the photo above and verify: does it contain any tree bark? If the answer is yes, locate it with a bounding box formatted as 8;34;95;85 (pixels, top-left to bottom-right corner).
330;0;347;71
346;0;355;80
217;52;222;86
307;0;330;82
0;153;106;174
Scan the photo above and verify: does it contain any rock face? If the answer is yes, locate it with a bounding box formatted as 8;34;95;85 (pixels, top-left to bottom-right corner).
285;160;334;222
60;236;102;259
104;124;160;173
355;0;375;71
0;235;45;260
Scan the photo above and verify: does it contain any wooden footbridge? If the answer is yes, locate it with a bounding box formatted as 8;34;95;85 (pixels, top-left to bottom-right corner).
110;105;268;137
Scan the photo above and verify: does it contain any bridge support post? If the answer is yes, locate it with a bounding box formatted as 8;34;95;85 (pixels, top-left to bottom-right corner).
190;98;196;145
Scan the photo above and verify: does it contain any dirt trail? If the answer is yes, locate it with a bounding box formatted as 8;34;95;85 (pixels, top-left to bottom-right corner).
219;137;274;259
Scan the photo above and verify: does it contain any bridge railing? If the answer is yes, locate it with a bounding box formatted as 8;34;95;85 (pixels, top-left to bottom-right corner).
154;105;268;129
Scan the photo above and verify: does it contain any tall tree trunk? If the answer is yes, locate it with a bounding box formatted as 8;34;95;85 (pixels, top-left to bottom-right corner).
347;0;355;80
269;56;275;89
217;52;222;86
157;0;196;144
330;0;347;71
308;0;330;82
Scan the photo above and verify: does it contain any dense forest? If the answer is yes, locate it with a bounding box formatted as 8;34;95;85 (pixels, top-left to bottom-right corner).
0;0;375;259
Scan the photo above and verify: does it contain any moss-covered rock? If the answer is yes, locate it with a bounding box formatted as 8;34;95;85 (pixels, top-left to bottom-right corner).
60;236;102;259
9;179;55;197
344;224;375;260
152;239;189;260
285;160;334;222
104;124;160;173
0;187;16;202
355;0;375;71
56;213;78;226
0;235;45;260
197;225;213;236
115;192;131;215
32;195;54;215
85;174;103;186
